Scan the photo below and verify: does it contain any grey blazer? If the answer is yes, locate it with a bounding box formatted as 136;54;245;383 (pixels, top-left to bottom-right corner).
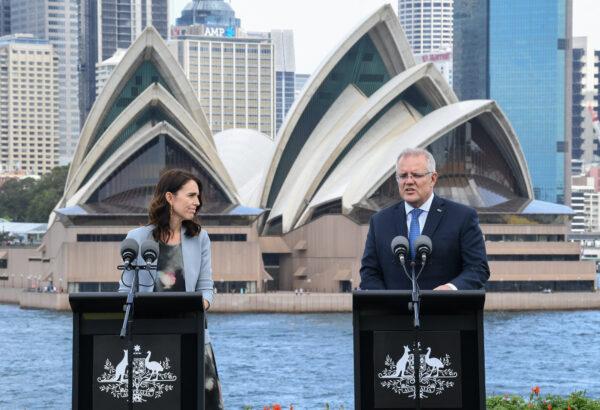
118;224;214;307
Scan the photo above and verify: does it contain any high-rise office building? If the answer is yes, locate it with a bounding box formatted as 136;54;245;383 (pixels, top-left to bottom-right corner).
172;1;277;138
0;34;58;174
0;0;9;36
571;37;588;162
294;73;310;99
452;0;487;100
571;158;584;176
570;180;588;232
95;48;126;97
79;0;169;128
595;50;600;124
244;29;295;134
398;0;453;54
398;0;453;87
271;29;295;132
11;0;80;166
571;175;600;232
453;0;572;204
172;36;275;137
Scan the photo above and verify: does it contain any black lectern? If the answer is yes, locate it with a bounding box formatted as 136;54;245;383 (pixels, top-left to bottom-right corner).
70;292;205;409
353;290;485;409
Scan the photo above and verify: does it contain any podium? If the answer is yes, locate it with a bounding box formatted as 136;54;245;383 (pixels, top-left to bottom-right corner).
353;290;485;409
70;292;205;409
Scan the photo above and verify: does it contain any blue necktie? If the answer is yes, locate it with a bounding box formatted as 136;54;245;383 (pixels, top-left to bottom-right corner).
409;208;423;260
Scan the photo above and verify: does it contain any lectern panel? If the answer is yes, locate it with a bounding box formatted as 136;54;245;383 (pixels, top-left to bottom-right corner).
92;335;181;409
353;290;486;410
372;331;462;408
71;292;205;410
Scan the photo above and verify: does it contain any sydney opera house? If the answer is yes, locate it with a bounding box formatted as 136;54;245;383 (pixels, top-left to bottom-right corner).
2;6;596;293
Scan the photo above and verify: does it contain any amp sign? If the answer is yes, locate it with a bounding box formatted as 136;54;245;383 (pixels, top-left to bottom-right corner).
203;26;236;38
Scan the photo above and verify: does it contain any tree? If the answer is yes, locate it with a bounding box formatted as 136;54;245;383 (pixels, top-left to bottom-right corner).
0;178;37;221
0;166;68;222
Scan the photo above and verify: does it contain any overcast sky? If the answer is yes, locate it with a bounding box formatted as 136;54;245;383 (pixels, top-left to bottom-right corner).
171;0;600;77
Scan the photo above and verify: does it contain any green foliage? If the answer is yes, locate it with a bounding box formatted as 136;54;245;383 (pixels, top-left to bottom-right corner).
487;391;600;410
241;394;600;410
0;166;68;222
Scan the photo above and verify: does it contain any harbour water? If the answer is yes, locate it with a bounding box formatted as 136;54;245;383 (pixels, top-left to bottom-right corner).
0;304;599;409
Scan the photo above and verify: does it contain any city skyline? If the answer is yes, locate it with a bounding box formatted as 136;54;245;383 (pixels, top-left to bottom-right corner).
170;0;599;76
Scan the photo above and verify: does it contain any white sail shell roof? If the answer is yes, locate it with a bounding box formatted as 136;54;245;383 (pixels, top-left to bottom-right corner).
52;6;535;237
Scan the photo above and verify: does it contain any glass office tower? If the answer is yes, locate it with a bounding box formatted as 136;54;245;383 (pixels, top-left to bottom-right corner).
452;0;487;100
0;0;9;36
454;0;572;204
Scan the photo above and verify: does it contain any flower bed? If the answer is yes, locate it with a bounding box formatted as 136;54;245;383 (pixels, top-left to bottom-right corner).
487;387;600;409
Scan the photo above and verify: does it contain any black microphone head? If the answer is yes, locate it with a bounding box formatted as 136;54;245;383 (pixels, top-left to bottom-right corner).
414;235;432;256
140;240;159;263
391;236;409;258
120;238;139;262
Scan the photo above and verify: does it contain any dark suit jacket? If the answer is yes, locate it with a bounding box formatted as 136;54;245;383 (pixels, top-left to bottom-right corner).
359;195;490;290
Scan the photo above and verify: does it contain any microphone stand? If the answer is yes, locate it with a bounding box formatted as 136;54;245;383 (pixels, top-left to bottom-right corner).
410;259;422;409
117;261;157;409
409;260;421;329
400;254;426;408
118;262;139;410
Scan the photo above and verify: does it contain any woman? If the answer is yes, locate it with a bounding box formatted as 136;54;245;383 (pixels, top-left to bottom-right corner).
119;168;224;409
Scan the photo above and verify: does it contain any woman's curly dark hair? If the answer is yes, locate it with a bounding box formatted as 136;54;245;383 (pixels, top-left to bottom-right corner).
148;168;203;242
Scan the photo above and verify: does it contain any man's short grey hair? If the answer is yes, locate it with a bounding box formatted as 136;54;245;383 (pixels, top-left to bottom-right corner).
396;148;436;173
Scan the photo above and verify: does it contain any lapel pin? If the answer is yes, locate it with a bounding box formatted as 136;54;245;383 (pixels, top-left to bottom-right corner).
437;208;442;213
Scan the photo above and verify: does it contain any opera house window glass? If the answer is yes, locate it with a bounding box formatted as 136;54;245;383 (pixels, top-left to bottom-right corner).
86;136;232;214
363;119;525;215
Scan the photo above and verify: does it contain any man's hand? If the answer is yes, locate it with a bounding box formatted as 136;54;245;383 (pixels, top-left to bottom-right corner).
203;299;210;310
434;284;456;291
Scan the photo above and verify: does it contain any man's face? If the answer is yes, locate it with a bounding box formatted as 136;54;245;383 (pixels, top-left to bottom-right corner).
396;154;437;208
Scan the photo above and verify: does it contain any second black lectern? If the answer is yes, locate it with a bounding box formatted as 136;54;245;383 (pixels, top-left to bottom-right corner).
70;292;205;409
353;290;485;409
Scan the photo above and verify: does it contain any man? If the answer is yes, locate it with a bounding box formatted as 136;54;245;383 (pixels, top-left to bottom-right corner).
359;148;489;290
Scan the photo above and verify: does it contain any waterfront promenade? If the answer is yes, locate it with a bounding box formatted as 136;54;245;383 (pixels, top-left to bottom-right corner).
1;287;600;312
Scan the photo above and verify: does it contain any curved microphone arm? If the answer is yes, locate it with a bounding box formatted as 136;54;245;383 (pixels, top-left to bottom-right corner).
391;236;412;282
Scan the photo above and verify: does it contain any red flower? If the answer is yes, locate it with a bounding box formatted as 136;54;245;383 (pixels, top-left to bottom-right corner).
547;405;552;410
532;385;541;395
273;405;282;410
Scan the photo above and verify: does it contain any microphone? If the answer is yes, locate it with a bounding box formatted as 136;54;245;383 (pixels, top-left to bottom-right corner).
390;236;409;265
414;235;432;262
120;238;139;269
140;240;159;266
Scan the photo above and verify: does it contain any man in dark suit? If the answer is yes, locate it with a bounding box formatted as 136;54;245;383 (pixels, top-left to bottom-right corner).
360;148;489;290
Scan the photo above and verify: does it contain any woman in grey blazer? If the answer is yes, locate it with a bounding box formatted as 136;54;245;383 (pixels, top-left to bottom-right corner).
119;168;223;409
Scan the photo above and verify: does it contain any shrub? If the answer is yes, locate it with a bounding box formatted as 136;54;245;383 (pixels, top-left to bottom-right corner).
487;387;600;410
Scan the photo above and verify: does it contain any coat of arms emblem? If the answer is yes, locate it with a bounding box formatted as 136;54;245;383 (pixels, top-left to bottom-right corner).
96;344;178;403
378;343;458;398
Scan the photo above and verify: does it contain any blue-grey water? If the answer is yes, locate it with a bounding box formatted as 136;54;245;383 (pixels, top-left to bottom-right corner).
0;304;599;409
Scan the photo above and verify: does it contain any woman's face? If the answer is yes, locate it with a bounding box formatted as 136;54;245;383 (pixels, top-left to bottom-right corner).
166;179;200;223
